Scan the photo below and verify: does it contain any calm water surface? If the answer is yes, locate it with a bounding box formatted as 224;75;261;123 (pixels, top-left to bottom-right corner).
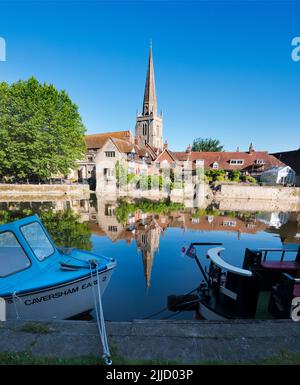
1;196;299;321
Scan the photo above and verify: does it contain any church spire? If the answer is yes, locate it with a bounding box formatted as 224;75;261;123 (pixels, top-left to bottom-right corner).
135;42;163;150
143;44;157;116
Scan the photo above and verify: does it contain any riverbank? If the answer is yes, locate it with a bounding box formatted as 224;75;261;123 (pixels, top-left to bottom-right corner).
0;319;299;365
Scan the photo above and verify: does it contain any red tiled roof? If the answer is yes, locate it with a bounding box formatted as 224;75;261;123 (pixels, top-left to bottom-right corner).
169;151;285;171
85;130;132;149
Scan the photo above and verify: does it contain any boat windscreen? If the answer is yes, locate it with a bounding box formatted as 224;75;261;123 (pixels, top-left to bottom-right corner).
0;231;31;277
20;222;55;261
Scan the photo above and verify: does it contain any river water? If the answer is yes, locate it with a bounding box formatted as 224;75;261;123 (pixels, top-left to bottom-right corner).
0;194;299;321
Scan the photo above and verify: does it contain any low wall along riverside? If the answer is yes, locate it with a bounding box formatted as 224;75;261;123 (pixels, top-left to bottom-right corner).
218;184;300;202
0;184;90;198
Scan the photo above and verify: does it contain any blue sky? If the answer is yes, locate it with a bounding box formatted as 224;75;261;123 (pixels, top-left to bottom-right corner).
0;0;299;152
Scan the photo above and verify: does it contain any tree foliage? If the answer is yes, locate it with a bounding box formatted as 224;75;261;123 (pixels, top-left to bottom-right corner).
192;138;224;152
0;77;86;181
0;208;92;250
115;199;184;224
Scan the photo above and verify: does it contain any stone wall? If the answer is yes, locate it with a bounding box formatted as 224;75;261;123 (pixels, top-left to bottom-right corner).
217;184;300;202
0;184;90;198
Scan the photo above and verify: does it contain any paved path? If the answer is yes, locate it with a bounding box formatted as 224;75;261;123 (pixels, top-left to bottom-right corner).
0;319;300;363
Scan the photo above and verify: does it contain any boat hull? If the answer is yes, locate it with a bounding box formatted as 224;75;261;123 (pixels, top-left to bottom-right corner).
2;267;114;321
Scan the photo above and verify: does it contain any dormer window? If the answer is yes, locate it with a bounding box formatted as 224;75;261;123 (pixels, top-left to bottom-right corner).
230;159;244;165
255;159;265;165
212;162;219;169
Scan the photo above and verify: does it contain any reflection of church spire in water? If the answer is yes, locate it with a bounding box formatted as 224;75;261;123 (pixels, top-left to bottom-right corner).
136;221;161;289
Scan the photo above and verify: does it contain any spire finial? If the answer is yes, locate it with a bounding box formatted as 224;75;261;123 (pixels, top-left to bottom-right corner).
149;38;152;49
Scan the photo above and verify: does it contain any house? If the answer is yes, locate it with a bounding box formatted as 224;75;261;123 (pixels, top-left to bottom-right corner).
260;166;296;186
74;130;133;184
94;137;156;193
272;149;300;186
155;143;285;180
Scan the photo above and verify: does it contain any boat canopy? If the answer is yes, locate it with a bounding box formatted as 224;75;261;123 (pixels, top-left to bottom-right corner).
0;215;59;278
207;247;253;277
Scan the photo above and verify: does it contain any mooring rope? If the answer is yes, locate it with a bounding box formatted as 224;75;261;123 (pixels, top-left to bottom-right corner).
89;261;112;365
12;291;23;320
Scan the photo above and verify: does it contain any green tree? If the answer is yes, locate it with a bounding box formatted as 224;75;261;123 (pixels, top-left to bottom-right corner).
0;208;92;250
0;77;86;181
192;138;224;152
41;209;92;250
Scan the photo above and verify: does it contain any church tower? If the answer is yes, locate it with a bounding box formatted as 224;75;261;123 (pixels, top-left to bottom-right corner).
135;45;163;150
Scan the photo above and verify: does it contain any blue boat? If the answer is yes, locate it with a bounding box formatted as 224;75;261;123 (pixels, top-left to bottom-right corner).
0;215;116;321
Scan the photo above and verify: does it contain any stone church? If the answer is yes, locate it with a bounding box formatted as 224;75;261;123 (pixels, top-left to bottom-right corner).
73;46;285;191
135;45;163;150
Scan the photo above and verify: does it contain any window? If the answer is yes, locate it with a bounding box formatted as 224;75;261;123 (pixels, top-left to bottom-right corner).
223;220;237;227
212;162;219;169
108;226;118;232
0;231;31;277
255;159;265;165
141;234;146;245
104;168;113;177
230;159;244;165
105;151;115;158
105;205;115;216
20;222;55;261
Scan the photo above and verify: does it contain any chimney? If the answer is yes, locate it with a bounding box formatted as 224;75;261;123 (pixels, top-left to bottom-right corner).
163;140;168;150
186;144;192;154
125;130;132;143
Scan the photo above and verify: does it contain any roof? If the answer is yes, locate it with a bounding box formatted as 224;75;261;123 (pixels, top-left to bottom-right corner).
85;130;133;150
143;46;157;115
155;148;177;163
168;151;285;171
272;149;300;175
262;166;293;174
101;137;155;163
